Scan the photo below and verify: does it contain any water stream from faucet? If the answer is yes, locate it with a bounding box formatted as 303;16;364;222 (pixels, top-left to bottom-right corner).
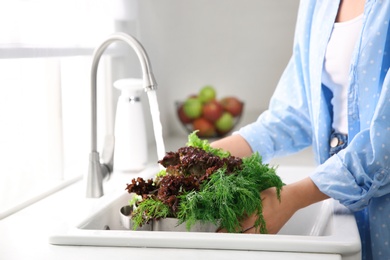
146;90;166;166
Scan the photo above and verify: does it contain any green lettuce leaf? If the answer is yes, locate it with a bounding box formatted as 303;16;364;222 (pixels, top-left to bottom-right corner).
186;131;230;158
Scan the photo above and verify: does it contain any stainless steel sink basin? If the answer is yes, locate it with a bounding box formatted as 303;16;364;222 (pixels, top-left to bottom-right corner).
49;166;361;259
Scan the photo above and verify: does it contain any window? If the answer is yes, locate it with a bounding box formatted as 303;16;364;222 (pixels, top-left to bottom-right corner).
0;0;123;219
0;0;114;46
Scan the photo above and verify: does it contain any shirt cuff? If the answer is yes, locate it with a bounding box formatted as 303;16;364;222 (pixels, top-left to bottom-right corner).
310;152;389;211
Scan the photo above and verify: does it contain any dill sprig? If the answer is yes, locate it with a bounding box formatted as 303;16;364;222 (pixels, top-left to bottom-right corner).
241;153;283;200
132;197;171;230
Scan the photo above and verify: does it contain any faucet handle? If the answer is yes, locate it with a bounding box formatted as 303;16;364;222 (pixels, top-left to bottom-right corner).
86;135;114;198
102;134;115;173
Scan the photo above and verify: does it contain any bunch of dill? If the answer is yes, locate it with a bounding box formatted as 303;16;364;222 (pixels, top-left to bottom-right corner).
177;152;283;233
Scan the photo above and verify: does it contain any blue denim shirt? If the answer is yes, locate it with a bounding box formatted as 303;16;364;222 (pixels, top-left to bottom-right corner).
238;1;390;259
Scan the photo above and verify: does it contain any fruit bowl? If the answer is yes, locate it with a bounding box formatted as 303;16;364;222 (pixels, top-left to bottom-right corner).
176;100;244;139
176;85;244;138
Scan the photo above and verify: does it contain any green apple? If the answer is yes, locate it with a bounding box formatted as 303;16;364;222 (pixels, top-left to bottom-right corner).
183;97;202;119
177;103;193;124
198;85;216;103
215;112;234;133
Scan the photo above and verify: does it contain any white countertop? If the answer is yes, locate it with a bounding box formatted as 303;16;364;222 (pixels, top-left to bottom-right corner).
0;136;336;260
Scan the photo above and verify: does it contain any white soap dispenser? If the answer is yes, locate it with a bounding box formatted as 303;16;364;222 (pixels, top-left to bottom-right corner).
113;78;147;172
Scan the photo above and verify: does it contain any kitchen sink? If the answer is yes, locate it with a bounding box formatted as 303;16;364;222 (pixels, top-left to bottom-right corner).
49;166;361;259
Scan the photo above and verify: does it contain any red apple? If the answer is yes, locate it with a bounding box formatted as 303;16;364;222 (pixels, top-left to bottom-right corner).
220;97;243;117
202;100;223;123
177;103;192;124
192;118;216;137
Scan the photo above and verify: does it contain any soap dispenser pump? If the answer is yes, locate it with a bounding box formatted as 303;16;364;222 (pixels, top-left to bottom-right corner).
113;78;147;172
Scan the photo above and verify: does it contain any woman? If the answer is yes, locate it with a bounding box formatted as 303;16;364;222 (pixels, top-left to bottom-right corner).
212;1;390;259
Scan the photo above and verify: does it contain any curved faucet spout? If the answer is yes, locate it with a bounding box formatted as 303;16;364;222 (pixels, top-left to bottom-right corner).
87;32;158;198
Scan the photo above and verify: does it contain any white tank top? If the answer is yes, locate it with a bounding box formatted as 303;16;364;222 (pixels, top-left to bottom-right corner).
322;15;363;135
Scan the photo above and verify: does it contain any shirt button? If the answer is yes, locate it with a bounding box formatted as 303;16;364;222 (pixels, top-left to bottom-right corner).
330;137;339;148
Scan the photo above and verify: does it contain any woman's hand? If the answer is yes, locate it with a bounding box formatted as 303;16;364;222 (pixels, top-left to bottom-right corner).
240;186;298;234
211;135;329;234
222;177;329;234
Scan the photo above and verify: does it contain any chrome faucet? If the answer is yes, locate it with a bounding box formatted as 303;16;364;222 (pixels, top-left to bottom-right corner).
87;32;157;198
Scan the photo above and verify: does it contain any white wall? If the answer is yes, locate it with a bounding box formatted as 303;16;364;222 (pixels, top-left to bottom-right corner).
118;0;300;139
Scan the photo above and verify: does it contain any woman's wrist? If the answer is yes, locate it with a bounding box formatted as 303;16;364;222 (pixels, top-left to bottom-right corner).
283;177;329;211
210;134;253;158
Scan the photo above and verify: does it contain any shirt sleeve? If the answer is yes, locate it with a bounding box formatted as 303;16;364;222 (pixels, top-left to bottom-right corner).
311;72;390;211
238;55;313;163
